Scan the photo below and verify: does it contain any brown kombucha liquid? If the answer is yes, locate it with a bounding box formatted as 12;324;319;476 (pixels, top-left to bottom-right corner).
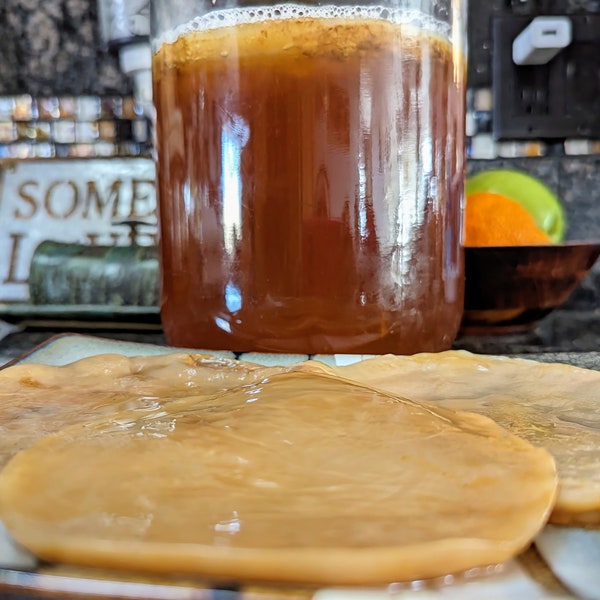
153;10;465;354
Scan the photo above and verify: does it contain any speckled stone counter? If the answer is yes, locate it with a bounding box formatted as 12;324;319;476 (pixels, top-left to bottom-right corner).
0;0;130;97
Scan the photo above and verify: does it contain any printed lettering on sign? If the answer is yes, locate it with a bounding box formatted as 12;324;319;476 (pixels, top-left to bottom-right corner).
0;158;157;303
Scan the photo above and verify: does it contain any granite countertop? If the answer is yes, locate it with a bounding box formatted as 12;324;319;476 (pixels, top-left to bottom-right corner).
1;308;599;369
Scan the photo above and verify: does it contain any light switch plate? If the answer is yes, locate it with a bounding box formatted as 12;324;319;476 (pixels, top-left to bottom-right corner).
492;14;600;140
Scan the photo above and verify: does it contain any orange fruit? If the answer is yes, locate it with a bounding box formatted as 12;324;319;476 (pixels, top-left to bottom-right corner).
466;169;565;243
463;191;553;247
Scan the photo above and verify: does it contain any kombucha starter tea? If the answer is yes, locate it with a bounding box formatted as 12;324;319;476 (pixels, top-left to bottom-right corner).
153;5;466;354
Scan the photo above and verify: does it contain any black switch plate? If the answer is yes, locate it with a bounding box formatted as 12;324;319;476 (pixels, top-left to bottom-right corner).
492;14;600;140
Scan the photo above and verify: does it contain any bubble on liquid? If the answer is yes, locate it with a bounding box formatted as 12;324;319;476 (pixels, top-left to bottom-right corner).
154;3;452;49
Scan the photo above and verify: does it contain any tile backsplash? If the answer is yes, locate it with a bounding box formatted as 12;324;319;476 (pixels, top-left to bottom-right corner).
0;94;151;159
3;1;599;158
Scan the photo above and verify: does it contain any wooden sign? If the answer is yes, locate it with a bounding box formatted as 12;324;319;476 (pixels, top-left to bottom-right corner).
0;157;156;304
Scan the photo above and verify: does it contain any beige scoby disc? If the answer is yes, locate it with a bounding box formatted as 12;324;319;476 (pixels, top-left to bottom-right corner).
321;351;600;526
0;352;277;470
0;371;556;585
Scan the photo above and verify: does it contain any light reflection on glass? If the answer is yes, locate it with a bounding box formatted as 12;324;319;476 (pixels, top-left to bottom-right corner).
357;64;372;243
392;38;433;281
220;114;249;255
215;316;232;333
421;137;433;174
225;281;242;312
357;151;368;241
182;180;193;216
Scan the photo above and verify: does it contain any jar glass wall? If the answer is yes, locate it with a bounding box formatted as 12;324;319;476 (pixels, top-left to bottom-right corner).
151;0;467;354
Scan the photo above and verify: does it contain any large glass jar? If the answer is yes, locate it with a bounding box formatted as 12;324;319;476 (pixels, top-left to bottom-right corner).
151;0;467;354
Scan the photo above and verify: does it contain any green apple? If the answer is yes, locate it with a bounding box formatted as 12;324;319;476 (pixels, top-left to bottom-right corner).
466;169;566;243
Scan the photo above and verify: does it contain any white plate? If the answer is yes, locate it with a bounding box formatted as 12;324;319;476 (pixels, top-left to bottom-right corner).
536;525;600;600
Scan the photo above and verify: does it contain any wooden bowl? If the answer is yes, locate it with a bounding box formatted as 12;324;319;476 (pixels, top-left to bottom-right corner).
461;242;600;335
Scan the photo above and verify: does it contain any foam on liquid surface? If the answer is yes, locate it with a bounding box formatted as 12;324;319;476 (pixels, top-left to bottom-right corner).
154;3;452;49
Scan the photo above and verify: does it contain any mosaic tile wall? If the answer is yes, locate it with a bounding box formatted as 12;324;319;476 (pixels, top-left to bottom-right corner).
0;95;151;159
467;89;600;161
2;0;599;160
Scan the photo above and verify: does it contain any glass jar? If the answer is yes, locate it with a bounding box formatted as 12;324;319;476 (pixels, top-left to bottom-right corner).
151;0;467;354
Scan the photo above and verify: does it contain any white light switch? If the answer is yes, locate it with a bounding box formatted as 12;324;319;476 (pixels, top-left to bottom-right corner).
512;16;572;66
